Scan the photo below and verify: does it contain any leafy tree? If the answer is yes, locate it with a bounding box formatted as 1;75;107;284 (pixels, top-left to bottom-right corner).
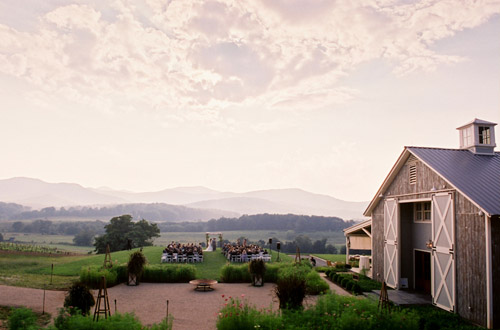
73;230;95;246
11;221;24;232
325;244;338;254
93;215;160;253
312;238;327;254
340;245;347;254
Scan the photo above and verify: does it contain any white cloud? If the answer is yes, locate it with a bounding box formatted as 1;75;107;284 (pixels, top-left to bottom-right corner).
0;0;499;125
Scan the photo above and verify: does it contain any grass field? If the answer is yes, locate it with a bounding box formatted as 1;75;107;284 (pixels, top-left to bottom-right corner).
157;230;346;246
0;246;294;289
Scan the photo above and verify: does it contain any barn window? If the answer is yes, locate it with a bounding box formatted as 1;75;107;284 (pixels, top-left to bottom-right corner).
409;165;417;184
414;202;431;222
478;126;491;144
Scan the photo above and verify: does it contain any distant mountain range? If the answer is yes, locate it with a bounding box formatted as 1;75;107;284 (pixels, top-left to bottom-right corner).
0;177;368;220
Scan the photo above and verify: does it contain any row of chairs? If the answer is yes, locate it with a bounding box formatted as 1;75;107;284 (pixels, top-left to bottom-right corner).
227;252;271;263
161;253;203;263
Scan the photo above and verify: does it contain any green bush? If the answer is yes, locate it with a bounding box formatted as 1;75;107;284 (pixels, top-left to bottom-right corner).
142;265;196;283
79;266;119;289
80;264;195;287
305;271;329;295
340;278;349;288
346;281;353;291
352;282;362;294
63;282;95;315
275;264;307;309
263;264;280;282
8;308;37;330
127;251;147;284
220;264;251;283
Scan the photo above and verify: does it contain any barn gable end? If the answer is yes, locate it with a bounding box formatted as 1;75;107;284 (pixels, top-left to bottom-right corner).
370;153;488;327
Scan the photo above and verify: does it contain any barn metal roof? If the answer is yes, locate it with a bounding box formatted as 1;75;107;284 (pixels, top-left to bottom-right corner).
408;147;500;216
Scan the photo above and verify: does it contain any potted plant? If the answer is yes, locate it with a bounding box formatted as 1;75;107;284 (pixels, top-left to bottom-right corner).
248;259;266;287
127;251;147;286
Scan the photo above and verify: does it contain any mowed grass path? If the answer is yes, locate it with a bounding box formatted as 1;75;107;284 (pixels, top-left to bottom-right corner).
0;247;293;289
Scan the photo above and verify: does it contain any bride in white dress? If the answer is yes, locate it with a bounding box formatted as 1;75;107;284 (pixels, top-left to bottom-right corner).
205;238;214;251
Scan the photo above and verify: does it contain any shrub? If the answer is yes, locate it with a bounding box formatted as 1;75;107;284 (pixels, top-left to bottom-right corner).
305;271;329;295
263;264;280;283
346;280;354;291
352;282;362;294
220;264;251;283
127;251;147;284
8;308;37;330
79;266;119;289
142;265;196;283
64;282;95;315
341;277;349;288
248;259;266;286
275;265;307;309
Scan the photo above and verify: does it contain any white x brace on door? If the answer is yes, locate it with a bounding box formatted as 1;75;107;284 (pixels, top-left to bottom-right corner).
384;198;399;288
431;192;455;312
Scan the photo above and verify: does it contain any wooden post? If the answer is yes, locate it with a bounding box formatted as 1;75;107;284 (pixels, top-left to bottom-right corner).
294;247;301;263
103;244;113;269
42;285;46;315
93;276;111;321
378;281;391;313
166;300;169;320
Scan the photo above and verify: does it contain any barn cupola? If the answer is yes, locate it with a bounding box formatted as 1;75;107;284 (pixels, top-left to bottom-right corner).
457;118;497;155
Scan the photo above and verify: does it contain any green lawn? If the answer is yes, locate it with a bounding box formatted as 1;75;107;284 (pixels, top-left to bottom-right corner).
0;246;294;289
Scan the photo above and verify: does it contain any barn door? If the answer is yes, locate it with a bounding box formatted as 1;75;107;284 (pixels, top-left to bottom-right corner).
431;193;455;311
384;198;399;288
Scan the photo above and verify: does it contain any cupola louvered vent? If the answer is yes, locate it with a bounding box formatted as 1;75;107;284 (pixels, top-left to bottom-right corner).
409;165;417;184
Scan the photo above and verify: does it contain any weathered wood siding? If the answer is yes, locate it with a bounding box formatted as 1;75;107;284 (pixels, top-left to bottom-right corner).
491;215;500;328
371;155;488;327
455;195;486;326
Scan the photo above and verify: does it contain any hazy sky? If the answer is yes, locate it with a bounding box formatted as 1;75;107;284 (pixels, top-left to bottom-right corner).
1;0;499;202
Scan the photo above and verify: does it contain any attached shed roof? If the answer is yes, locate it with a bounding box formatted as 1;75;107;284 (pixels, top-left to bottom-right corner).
344;218;372;235
364;147;500;217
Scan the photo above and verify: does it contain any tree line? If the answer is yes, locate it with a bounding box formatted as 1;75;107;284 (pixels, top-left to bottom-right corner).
0;201;231;221
158;214;354;232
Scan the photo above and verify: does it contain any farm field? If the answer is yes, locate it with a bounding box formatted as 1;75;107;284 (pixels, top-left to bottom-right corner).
0;247;294;289
156;230;346;246
3;233;93;253
1;230;346;254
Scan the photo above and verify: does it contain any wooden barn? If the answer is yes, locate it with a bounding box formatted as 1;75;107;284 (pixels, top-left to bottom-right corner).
363;119;499;328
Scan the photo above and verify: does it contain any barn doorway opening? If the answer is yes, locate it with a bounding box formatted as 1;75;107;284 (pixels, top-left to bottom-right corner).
414;250;431;294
